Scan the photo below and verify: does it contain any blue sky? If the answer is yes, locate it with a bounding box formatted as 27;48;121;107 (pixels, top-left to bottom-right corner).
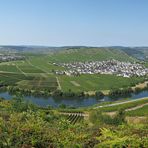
0;0;148;46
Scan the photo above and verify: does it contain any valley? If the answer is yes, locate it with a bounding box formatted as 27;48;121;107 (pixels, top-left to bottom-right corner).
0;47;147;147
0;46;147;108
0;48;147;92
1;1;148;147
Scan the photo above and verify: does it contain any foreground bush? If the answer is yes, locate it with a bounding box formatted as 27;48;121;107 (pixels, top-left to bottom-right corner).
0;99;147;147
89;109;125;126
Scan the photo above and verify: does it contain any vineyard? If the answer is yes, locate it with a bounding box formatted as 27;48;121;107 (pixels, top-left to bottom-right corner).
17;76;58;91
62;112;84;124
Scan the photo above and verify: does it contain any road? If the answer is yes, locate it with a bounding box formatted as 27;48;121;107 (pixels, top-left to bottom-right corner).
94;97;148;109
56;76;62;90
16;64;27;76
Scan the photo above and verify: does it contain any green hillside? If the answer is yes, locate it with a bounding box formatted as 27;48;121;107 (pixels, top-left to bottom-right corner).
48;47;137;62
0;97;147;147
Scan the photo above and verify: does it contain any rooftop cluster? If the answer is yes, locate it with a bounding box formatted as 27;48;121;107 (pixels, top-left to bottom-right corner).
53;59;148;77
0;54;25;62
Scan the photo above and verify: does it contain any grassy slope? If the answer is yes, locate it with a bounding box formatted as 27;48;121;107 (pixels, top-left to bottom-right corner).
27;55;65;72
0;48;144;92
98;98;148;112
17;75;58;90
126;105;148;116
0;47;136;73
47;48;136;62
58;74;145;92
0;98;147;147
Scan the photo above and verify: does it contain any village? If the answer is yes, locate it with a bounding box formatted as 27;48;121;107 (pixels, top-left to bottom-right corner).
0;54;25;62
53;59;148;77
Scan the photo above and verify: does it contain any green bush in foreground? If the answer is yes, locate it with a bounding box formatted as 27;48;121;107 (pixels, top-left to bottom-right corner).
94;125;148;148
89;109;126;126
0;99;147;147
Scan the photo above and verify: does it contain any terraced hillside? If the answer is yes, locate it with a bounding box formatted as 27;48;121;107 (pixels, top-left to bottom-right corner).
0;47;147;95
48;47;137;62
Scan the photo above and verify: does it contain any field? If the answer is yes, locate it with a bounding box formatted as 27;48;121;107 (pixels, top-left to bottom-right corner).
0;73;31;85
0;53;146;93
0;57;59;91
17;75;58;91
58;74;145;92
0;64;20;73
126;105;148;116
15;60;45;74
26;55;65;72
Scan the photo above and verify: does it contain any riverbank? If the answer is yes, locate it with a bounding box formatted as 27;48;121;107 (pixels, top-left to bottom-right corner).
85;80;148;96
94;97;148;109
1;89;148;108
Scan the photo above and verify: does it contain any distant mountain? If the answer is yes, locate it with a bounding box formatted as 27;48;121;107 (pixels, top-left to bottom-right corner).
0;45;147;61
0;45;57;53
115;47;148;60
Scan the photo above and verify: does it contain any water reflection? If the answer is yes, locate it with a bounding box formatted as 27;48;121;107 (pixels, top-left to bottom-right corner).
0;90;148;108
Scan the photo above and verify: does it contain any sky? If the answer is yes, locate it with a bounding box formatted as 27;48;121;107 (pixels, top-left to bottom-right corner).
0;0;148;46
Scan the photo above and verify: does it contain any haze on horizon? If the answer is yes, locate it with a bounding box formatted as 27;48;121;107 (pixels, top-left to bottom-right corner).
0;0;148;47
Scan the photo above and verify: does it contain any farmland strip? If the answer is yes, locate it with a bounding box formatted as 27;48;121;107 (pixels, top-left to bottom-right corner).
56;77;61;90
16;64;27;76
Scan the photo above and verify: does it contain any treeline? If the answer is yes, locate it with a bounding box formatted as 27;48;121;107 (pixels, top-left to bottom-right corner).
0;81;148;99
52;89;104;98
0;85;52;97
0;85;105;99
108;83;148;98
108;88;133;98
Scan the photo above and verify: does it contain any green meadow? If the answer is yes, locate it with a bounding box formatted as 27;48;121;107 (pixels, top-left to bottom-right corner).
58;74;145;92
0;53;146;93
47;48;136;62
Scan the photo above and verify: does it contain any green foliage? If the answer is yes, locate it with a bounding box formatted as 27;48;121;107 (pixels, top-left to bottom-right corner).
95;128;129;148
58;74;145;92
99;98;148;112
11;97;37;112
59;104;67;109
52;89;86;98
126;105;148;116
0;100;90;147
48;47;136;62
109;88;133;98
0;53;146;95
90;110;125;126
0;99;147;147
94;125;148;148
95;91;104;98
115;109;126;124
52;89;63;97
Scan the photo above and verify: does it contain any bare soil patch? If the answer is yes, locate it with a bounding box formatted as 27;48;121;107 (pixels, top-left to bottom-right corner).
126;116;147;124
70;81;80;87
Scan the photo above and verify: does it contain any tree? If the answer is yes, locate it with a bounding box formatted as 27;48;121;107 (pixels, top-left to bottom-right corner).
95;91;104;98
11;97;36;112
59;104;66;109
52;90;63;97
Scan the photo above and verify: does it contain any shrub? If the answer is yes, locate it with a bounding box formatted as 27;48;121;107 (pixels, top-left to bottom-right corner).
95;91;104;98
90;109;125;126
11;97;37;112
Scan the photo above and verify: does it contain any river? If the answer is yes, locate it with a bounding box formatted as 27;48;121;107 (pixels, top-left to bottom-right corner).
0;91;148;108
